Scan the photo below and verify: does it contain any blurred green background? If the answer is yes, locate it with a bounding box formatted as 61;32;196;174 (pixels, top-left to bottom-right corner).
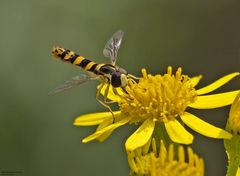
0;0;239;175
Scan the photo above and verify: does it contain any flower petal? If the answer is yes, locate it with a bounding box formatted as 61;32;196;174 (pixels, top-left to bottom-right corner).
95;117;118;142
82;115;131;143
165;120;193;144
96;117;114;130
181;112;232;139
189;90;240;109
74;111;120;126
94;112;129;142
196;72;239;95
95;129;115;142
125;118;155;151
98;84;122;102
190;75;202;87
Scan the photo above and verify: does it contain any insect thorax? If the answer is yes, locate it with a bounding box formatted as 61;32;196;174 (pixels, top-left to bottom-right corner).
97;64;128;88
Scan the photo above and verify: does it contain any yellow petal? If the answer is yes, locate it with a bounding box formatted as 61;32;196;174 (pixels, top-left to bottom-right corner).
74;111;120;126
98;84;122;102
82;115;131;143
165;120;193;144
95;116;119;142
190;75;202;87
181;112;232;139
125;118;155;151
95;129;115;142
237;167;240;176
189;90;240;109
96;117;114;131
196;72;239;95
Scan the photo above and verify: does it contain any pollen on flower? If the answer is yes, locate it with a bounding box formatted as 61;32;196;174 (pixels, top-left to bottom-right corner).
128;139;204;176
120;67;198;123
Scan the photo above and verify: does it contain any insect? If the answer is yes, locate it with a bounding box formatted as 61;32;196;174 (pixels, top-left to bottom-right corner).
49;30;136;114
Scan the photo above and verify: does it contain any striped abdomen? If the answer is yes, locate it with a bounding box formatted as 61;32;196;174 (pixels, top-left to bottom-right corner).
52;47;98;72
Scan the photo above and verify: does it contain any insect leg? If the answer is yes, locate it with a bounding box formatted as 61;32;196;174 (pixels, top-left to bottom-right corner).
96;83;115;122
127;74;140;84
103;83;110;102
121;86;129;94
112;87;123;97
102;84;118;104
128;74;140;80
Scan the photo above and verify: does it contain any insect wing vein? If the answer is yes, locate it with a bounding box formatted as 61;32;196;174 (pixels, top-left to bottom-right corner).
48;74;90;95
103;30;124;65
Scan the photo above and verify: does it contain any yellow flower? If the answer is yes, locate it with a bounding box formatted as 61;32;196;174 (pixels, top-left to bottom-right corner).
74;67;239;150
127;138;204;176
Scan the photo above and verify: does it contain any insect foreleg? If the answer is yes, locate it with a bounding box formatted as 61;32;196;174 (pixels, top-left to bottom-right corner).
96;83;115;122
128;74;140;84
102;84;117;104
112;87;122;97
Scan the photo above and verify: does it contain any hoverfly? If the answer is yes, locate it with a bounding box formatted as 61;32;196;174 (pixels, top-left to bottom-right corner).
49;30;136;113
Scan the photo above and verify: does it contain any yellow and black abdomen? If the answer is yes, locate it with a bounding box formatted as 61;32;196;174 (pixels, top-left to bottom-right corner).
52;47;98;72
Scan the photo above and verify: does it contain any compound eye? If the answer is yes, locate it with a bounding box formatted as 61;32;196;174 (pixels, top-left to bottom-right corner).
111;72;122;87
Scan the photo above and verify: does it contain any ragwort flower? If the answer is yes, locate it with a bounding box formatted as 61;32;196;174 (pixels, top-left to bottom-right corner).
127;139;204;176
74;67;239;150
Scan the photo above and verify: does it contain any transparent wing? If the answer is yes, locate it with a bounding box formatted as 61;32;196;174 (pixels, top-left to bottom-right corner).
103;30;124;65
48;74;91;95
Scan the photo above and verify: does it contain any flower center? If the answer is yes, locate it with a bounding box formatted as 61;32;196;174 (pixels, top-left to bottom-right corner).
120;67;198;123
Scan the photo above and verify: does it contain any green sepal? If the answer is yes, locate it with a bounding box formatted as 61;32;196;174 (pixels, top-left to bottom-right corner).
224;123;240;176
